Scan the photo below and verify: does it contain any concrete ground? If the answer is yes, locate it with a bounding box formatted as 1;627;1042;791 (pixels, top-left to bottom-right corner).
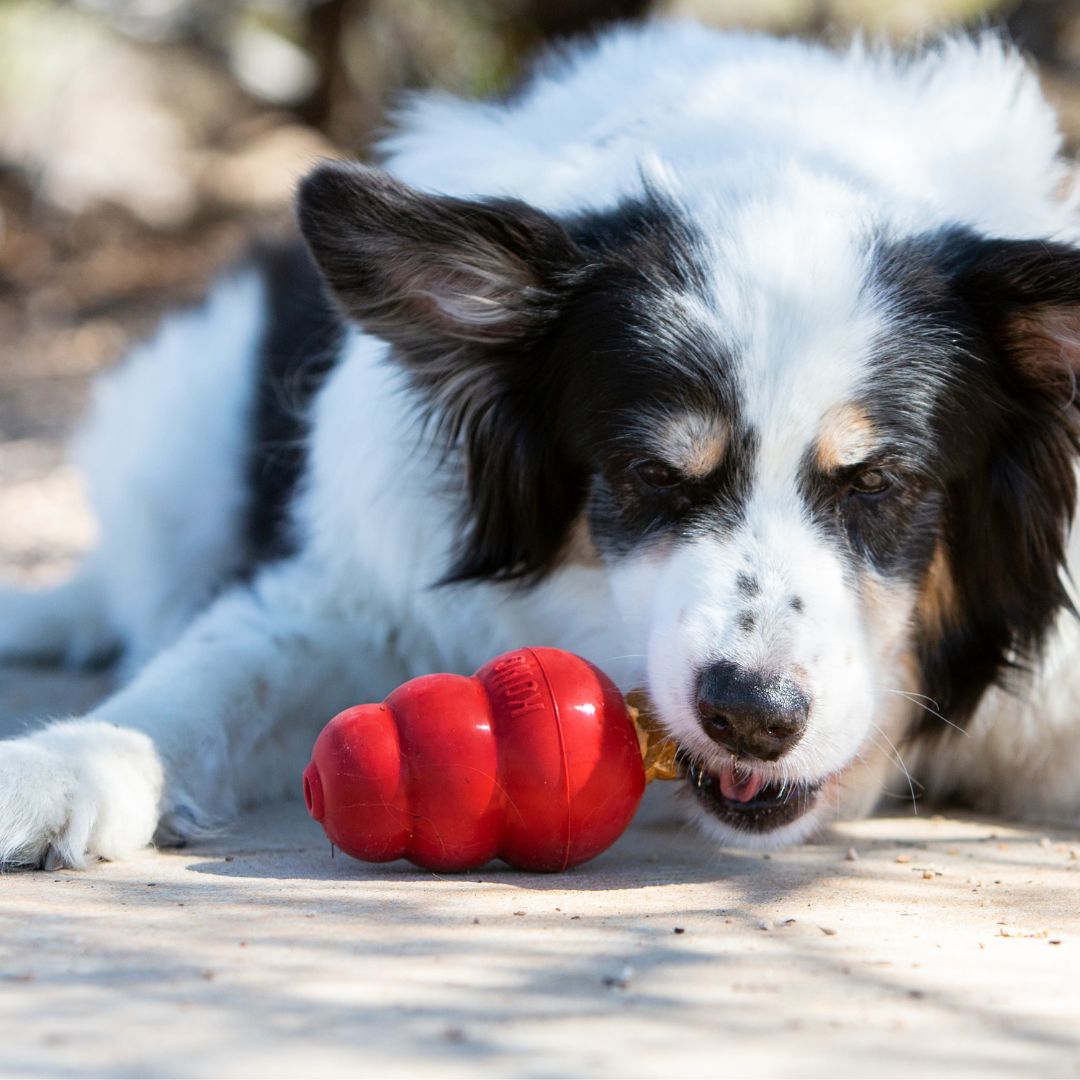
1;459;1080;1078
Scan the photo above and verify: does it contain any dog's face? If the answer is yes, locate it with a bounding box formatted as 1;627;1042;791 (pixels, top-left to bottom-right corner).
300;162;1080;847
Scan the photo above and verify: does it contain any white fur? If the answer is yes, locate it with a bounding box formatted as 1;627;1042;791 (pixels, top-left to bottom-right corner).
2;22;1080;865
0;721;162;869
0;270;267;677
78;270;265;676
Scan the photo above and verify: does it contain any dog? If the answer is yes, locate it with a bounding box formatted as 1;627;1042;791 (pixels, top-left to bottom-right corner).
3;20;1080;870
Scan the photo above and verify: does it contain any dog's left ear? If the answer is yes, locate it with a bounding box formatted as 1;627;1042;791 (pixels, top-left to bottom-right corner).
951;237;1080;398
297;160;592;583
916;235;1080;725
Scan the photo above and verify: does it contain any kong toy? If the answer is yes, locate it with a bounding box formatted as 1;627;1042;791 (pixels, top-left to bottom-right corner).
302;647;678;872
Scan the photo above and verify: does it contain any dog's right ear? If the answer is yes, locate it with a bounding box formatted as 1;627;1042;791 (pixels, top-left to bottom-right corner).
296;160;586;352
296;160;594;584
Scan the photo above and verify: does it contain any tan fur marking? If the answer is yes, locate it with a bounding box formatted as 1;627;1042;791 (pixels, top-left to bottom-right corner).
1052;169;1078;206
916;543;959;643
859;573;917;652
815;404;878;472
858;572;923;744
1006;305;1080;392
562;514;602;567
661;414;729;478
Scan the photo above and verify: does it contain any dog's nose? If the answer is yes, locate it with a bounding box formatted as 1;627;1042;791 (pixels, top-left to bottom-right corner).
696;661;808;761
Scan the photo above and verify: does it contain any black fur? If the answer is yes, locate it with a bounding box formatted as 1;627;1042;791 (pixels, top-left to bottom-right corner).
298;161;590;583
913;233;1080;728
298;163;751;582
557;199;754;558
775;228;1080;732
851;230;1080;732
246;239;345;562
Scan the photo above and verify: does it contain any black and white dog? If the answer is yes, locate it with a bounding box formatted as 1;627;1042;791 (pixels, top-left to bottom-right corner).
3;21;1080;869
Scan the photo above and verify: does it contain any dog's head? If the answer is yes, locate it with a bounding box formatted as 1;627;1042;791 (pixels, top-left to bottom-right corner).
299;161;1080;847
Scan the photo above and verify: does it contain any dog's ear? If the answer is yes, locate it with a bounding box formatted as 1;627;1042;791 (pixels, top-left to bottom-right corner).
950;237;1080;400
916;236;1080;726
297;160;591;583
297;160;585;349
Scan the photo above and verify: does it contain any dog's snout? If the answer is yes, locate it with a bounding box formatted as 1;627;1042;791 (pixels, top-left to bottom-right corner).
696;661;808;762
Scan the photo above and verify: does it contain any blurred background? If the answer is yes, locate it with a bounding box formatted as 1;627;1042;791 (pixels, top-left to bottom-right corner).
2;0;1080;583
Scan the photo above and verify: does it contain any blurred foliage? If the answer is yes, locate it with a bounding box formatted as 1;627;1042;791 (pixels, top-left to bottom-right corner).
53;0;660;147
1;0;1078;227
13;0;1076;151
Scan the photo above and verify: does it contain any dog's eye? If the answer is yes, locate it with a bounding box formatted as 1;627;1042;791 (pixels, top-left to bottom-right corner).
850;468;890;496
632;460;682;490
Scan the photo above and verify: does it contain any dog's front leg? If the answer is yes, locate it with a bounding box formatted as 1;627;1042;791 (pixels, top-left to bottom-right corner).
0;564;403;869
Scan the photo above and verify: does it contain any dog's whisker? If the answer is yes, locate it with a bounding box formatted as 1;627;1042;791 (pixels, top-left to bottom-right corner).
867;726;921;815
594;653;648;665
873;687;968;737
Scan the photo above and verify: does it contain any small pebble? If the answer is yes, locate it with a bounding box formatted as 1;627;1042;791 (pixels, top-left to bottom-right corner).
673;927;685;935
895;854;912;864
845;847;858;862
819;926;839;937
603;965;634;990
997;925;1049;939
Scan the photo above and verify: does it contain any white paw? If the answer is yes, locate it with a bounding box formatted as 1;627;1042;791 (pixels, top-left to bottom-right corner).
0;720;163;869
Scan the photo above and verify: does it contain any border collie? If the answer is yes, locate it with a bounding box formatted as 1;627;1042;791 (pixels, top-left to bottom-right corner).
3;21;1080;870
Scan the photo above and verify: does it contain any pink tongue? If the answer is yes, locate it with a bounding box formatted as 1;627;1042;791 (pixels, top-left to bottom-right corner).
719;765;766;803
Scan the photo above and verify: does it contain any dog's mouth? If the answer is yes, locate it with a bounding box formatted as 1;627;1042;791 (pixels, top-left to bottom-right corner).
684;758;822;833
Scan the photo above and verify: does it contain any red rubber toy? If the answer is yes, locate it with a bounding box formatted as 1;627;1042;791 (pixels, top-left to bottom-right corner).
302;647;646;872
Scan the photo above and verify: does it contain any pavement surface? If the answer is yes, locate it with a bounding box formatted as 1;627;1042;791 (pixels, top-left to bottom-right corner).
1;434;1080;1079
2;665;1080;1078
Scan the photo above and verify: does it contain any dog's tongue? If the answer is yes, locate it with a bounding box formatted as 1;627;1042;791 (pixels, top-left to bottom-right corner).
719;765;765;803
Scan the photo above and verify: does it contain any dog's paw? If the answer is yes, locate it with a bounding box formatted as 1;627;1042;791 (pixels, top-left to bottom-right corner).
0;720;164;870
